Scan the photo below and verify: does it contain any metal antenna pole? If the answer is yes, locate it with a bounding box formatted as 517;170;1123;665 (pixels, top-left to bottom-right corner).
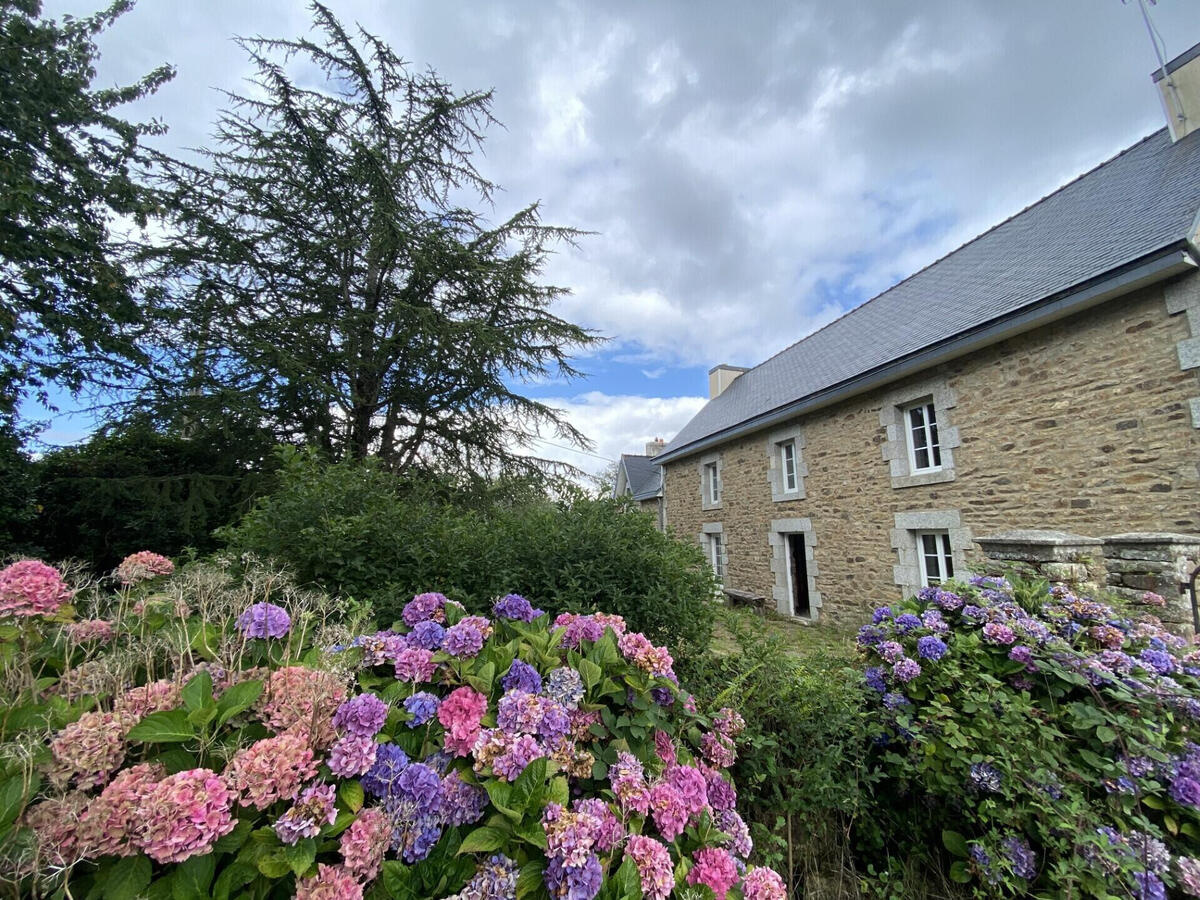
1135;0;1188;132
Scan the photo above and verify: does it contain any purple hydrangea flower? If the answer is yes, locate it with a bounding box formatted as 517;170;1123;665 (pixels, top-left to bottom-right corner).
545;855;602;900
403;691;440;727
362;743;410;798
892;658;921;683
982;622;1016;645
1171;775;1200;808
1009;645;1034;665
332;692;389;737
1140;649;1176;676
894;613;922;633
962;605;987;622
856;624;885;647
501;659;543;694
402;592;447;626
1132;871;1167;900
493;593;544;622
969;762;1002;793
395;762;443;815
871;606;893;624
408;620;445;650
235;602;291;639
385;796;443;863
1002;835;1036;880
444;622;485;657
917;635;948;661
441;770;488;826
878;640;904;663
883;692;911;710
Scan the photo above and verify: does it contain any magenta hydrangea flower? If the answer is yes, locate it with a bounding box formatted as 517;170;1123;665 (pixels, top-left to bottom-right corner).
438;686;488;756
137;768;236;863
700;731;737;769
332;692;389;737
686;847;739;900
0;559;73;617
236;601;291;639
649;781;689;840
666;764;709;816
402;592;448;626
394;647;437;683
626;835;674;900
76;762;164;858
609;752;651;816
328;734;378;777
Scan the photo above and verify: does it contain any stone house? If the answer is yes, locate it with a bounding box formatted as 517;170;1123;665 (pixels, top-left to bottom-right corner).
612;440;665;530
653;46;1200;627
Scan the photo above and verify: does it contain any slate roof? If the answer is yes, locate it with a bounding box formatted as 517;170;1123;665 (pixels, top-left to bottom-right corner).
663;127;1200;461
617;454;662;501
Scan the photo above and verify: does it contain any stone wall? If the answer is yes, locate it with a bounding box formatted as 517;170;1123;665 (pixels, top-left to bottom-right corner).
662;274;1200;626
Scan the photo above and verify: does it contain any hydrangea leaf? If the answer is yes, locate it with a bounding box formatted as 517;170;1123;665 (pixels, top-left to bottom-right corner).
279;838;316;877
337;780;364;813
171;853;215;900
457;825;508;855
100;855;151;900
181;671;214;713
126;710;195;743
215;679;263;727
941;830;968;858
516;860;547;900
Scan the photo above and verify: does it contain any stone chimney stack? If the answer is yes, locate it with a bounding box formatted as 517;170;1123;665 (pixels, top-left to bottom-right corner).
708;364;749;399
1153;41;1200;142
644;438;665;458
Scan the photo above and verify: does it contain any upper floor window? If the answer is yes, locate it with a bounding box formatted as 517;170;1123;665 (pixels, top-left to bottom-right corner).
780;440;798;493
905;400;942;472
701;458;722;508
917;530;954;586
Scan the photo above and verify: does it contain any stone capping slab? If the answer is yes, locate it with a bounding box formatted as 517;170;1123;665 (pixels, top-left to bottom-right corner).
976;530;1103;563
1103;532;1200;545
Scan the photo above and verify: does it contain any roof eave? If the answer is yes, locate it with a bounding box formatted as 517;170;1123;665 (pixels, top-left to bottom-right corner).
655;244;1198;466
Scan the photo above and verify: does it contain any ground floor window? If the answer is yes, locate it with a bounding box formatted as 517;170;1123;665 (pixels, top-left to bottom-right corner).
709;532;725;581
916;530;954;586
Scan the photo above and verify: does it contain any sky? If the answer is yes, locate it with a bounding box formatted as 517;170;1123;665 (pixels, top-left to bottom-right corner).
34;0;1200;477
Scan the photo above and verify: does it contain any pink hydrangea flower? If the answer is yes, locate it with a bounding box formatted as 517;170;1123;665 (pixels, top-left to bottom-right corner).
0;559;72;617
609;751;651;816
340;807;391;883
713;707;746;738
65;618;114;644
625;835;674;900
554;612;627;648
649;781;689;841
114;679;182;721
438;686;488;756
114;551;174;585
22;793;88;866
742;866;788;900
50;710;134;790
699;732;737;769
573;798;624;852
295;863;364;900
686;847;739;900
617;631;675;678
76;762;165;858
257;666;346;747
225;731;318;809
328;734;378;777
137;768;236;863
654;730;677;766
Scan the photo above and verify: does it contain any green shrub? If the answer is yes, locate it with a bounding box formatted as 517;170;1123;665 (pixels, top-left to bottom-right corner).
220;450;716;655
685;609;875;896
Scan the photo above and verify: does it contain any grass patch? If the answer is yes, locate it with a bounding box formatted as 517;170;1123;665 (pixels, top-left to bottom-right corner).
711;604;857;658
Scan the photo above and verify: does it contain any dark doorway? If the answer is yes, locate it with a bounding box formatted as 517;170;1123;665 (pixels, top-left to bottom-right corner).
787;532;810;618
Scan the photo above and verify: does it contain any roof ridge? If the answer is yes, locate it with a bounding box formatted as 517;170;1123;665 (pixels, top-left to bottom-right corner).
741;128;1168;376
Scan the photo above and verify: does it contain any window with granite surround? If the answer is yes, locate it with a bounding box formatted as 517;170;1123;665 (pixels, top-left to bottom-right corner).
891;510;972;599
699;522;726;582
765;424;807;502
699;452;723;510
879;377;961;488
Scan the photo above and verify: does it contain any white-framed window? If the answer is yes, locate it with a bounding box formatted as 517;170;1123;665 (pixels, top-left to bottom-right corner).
705;462;720;504
780;440;798;493
709;531;725;581
905;400;942;472
879;378;959;489
916;530;954;586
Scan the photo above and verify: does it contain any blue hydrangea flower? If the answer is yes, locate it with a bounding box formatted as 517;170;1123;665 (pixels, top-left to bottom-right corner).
403;691;440;727
969;762;1002;793
917;635;948;661
864;667;887;693
493;593;545;622
362;744;410;798
408;620;445;650
501;659;543;694
544;667;584;710
894;613;922;633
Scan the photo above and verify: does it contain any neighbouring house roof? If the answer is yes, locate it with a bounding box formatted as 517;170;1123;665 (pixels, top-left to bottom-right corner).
615;453;662;501
659;127;1200;464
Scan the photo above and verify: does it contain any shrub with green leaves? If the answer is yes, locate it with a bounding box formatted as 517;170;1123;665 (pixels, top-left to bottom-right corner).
220;451;715;655
0;554;782;900
860;576;1200;897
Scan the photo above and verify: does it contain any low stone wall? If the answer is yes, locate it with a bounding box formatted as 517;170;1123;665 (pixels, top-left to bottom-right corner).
976;529;1200;634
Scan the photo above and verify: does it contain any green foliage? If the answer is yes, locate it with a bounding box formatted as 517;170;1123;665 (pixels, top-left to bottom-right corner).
684;609;875;895
145;2;600;470
0;0;173;420
30;423;277;569
220;450;715;654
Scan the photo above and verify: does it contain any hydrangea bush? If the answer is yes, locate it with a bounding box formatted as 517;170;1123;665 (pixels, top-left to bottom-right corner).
860;576;1200;897
0;556;783;900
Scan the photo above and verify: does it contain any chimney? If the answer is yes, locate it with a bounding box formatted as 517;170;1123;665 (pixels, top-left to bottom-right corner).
1152;41;1200;142
644;438;665;458
708;364;749;399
